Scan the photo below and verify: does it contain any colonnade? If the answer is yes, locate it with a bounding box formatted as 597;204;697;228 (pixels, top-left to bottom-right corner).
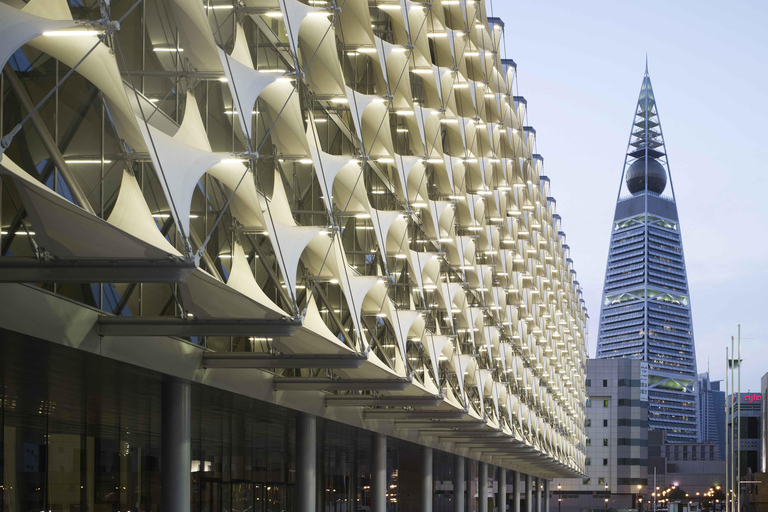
160;392;552;512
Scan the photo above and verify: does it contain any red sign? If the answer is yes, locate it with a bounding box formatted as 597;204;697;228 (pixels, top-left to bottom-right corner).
733;393;762;403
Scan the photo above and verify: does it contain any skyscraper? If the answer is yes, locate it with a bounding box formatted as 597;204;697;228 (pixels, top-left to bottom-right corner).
596;63;698;442
699;372;726;459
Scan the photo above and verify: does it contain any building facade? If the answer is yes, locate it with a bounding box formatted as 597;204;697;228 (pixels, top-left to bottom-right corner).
647;430;724;499
0;0;589;510
595;64;698;443
698;372;726;459
728;393;762;477
553;359;648;512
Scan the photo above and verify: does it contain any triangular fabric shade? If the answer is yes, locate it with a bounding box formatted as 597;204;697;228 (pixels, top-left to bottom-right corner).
0;3;74;73
278;0;322;58
136;117;224;243
218;47;280;139
226;242;288;318
22;0;143;150
107;170;181;256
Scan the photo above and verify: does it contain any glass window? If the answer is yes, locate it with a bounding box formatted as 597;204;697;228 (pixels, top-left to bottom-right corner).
603;439;609;446
603;400;609;408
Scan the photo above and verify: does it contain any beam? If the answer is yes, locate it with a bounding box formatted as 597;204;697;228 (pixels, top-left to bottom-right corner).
394;421;488;429
97;316;300;337
202;352;367;369
363;410;469;421
0;257;195;283
274;377;411;391
325;395;443;407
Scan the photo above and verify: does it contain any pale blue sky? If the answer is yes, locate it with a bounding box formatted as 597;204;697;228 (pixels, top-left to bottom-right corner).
492;0;768;388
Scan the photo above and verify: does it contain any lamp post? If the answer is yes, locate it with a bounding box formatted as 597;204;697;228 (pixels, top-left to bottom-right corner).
558;484;562;512
605;485;610;511
637;484;643;511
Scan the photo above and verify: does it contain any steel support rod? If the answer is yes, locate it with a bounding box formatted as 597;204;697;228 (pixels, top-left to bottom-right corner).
513;470;521;512
3;64;95;215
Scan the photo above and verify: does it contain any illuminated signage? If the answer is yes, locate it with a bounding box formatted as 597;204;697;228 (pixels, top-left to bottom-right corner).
732;393;762;403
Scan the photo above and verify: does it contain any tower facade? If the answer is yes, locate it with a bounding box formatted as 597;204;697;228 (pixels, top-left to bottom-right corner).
596;65;698;442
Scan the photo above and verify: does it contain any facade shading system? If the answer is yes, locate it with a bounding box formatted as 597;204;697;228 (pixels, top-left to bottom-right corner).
0;0;590;508
596;64;698;443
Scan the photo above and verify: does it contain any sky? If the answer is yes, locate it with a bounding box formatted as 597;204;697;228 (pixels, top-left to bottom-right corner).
491;0;768;390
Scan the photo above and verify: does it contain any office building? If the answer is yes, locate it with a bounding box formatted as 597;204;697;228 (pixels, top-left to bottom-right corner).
595;63;698;443
553;358;648;512
728;393;762;477
698;372;726;459
0;0;589;510
647;430;724;497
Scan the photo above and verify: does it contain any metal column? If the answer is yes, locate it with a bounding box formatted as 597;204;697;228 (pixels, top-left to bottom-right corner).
525;474;533;512
513;471;521;512
536;477;542;512
499;468;507;512
454;455;465;512
421;447;433;512
161;379;191;512
479;462;488;512
372;434;387;512
544;480;550;512
296;415;316;512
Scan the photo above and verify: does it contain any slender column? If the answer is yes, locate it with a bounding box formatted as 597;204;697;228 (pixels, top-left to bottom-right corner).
454;455;465;512
536;477;542;512
161;379;191;512
421;447;433;512
296;415;316;512
479;462;488;512
544;480;550;512
498;468;507;512
513;471;521;512
372;434;387;512
525;474;533;512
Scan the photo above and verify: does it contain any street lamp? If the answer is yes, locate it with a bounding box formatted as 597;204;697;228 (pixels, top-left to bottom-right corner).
558;484;562;512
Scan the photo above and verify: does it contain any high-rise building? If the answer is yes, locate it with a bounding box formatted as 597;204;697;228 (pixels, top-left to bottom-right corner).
596;63;698;443
0;0;589;509
728;393;763;476
698;372;726;459
553;359;649;512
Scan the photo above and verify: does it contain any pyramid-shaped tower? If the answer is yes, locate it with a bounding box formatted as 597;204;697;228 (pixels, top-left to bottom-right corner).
596;63;698;443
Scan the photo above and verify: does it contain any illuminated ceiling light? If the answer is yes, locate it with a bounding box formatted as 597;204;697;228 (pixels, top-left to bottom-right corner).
265;11;283;16
427;32;447;38
440;119;458;124
396;110;414;116
377;3;401;9
44;29;103;37
453;83;469;89
377;157;395;163
411;202;427;208
485;93;495;98
397;128;409;132
395;253;407;259
205;4;234;9
464;51;480;56
153;47;184;52
357;47;377;53
64;159;113;164
411;68;433;74
298;158;314;164
330;97;349;104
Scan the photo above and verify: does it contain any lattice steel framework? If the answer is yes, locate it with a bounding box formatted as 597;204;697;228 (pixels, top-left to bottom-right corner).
0;0;589;475
596;63;698;443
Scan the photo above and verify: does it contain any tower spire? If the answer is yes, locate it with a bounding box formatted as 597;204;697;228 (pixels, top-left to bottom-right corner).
645;53;649;77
